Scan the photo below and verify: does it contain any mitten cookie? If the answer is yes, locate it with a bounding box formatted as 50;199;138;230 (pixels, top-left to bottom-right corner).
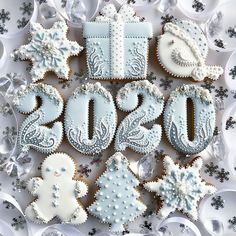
25;153;88;225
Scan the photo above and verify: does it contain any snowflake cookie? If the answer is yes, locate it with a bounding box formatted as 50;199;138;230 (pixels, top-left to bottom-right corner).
25;153;88;224
14;21;83;82
88;152;146;232
144;156;216;220
157;20;223;81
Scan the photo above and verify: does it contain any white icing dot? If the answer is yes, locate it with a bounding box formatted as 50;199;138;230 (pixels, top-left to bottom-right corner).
114;205;119;209
96;207;102;212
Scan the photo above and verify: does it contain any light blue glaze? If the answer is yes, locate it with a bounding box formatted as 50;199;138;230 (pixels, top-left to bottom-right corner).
164;84;216;154
13;83;63;153
88;152;146;232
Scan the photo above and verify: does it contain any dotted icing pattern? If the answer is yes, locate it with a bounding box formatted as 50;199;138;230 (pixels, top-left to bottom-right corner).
25;153;88;225
13;83;64;154
14;21;83;82
157;20;223;81
164;84;216;155
83;4;153;79
144;156;216;221
64;82;117;155
88;152;146;232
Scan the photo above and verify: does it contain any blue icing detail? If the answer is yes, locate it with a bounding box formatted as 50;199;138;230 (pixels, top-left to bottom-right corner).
164;84;216;154
88;152;146;233
64;82;117;155
13;83;63;153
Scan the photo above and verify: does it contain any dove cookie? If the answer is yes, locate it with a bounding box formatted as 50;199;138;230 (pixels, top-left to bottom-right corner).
14;21;83;82
144;156;216;220
157;20;223;81
25;153;88;224
83;4;153;80
88;152;146;232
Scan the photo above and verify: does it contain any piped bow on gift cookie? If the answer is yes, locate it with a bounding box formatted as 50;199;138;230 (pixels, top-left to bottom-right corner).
83;4;153;79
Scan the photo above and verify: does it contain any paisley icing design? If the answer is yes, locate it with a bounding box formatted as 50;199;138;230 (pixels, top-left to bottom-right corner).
65;82;117;155
14;21;83;82
164;84;215;154
157;20;223;81
115;80;164;154
83;4;153;79
88;152;146;232
144;156;216;220
13;83;63;153
25;153;88;224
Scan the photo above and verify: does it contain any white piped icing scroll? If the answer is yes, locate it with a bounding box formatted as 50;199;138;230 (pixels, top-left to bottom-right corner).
157;20;223;81
65;82;117;155
25;153;88;224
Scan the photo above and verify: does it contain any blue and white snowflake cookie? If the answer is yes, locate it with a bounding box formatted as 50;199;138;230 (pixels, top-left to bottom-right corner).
157;20;223;81
14;21;83;82
83;4;153;80
144;156;216;220
88;152;146;232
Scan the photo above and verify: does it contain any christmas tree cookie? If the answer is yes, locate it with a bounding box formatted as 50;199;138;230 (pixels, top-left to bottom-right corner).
88;152;146;232
25;153;88;224
144;156;216;220
14;21;83;82
157;20;223;81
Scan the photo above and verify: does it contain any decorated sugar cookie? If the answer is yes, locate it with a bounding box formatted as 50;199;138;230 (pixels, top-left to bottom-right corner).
115;80;164;154
88;152;146;232
164;84;215;154
83;4;153;79
14;21;83;82
144;156;216;220
13;83;63;154
157;20;223;81
65;82;117;155
25;153;88;224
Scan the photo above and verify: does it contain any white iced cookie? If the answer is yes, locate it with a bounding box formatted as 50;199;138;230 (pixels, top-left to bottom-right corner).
14;21;83;82
144;156;216;221
157;20;223;81
25;153;88;225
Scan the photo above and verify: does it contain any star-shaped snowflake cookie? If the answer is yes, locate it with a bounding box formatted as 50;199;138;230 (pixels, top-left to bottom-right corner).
14;21;83;82
144;156;216;220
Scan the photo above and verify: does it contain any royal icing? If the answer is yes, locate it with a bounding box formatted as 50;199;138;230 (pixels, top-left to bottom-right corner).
25;153;88;224
65;82;117;155
88;152;146;232
83;4;153;79
14;21;83;82
115;80;164;154
164;84;216;154
13;83;63;154
144;156;216;220
157;20;223;81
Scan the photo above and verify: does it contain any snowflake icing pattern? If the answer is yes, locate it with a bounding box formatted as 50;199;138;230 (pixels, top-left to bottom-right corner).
229;66;236;80
144;156;216;220
161;14;175;25
215;86;228;100
201;79;215;93
0;24;8;34
77;164;91;178
11;216;26;230
19;2;33;16
211;196;225;210
17;17;29;29
192;0;205;12
226;116;236;130
159;76;173;90
227;26;236;38
214;39;226;49
204;162;219;176
229;216;236;231
0;9;10;23
215;168;230;183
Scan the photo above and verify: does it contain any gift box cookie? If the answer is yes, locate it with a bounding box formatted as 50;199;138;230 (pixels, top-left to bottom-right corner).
83;4;153;80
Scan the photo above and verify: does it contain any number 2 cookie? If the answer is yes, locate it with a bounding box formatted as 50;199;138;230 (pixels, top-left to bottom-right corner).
157;20;223;81
25;153;88;224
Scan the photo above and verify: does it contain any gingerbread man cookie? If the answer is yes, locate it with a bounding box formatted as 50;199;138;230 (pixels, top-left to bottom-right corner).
25;153;88;225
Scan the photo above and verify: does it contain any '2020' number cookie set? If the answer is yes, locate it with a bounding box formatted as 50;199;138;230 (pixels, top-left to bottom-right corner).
12;3;223;233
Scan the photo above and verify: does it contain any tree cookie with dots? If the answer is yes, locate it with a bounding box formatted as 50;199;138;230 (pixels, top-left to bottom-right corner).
144;156;216;221
13;83;64;154
14;21;83;82
25;153;88;225
83;4;153;79
164;84;216;155
157;20;223;81
88;152;146;233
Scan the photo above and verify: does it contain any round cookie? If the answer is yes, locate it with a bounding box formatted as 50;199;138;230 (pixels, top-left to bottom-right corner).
164;84;216;155
157;20;223;81
13;83;64;154
144;156;216;221
25;153;88;225
13;20;83;82
88;152;146;233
